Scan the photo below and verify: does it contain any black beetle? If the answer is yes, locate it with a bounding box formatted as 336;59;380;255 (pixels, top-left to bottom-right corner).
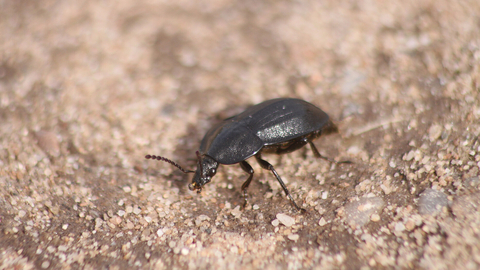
146;98;350;211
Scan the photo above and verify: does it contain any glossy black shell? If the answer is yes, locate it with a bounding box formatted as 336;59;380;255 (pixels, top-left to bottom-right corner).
199;98;330;164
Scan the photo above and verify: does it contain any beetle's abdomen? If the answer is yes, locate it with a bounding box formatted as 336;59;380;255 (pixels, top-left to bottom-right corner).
242;99;330;145
255;115;317;144
199;98;331;164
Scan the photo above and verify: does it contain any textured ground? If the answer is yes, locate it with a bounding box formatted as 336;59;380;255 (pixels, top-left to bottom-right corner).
1;0;480;269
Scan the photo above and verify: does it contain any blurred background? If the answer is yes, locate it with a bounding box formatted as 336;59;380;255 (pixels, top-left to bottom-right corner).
0;0;479;269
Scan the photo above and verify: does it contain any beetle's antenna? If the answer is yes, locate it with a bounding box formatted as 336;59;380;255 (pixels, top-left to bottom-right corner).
145;155;194;173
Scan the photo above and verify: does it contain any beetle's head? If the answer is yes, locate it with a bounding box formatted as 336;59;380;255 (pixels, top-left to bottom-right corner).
189;151;219;193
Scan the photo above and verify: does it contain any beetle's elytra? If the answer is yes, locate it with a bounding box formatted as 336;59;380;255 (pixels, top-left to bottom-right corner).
146;98;350;211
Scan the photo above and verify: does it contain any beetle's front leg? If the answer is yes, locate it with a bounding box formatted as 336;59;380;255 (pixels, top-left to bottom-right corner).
239;160;254;208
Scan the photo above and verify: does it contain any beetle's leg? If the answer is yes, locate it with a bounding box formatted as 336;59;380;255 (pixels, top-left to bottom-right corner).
274;137;309;155
254;154;306;212
239;161;254;208
308;141;352;164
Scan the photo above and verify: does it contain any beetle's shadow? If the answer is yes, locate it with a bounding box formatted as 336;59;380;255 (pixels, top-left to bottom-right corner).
159;122;203;193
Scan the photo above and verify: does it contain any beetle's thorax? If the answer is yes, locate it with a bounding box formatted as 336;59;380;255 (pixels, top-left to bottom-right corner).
189;154;219;192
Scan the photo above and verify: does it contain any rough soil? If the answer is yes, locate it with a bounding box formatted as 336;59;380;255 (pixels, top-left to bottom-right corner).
1;0;479;269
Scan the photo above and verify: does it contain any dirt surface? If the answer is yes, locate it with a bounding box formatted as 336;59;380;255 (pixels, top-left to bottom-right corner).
1;0;479;269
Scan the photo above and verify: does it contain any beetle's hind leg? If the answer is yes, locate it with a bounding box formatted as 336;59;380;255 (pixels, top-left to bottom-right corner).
254;154;306;212
239;161;254;209
308;141;352;164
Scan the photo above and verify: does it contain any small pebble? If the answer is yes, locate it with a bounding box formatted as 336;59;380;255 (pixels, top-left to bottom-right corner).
18;210;26;218
428;124;442;142
389;160;396;168
196;214;211;226
133;206;141;215
111;216;122;225
405;219;416;231
288;234;299;241
318;217;327;226
276;213;295;227
41;261;50;269
395;222;405;232
231;206;242;218
271;219;280;227
370;214;380;222
197;214;210;222
404;150;415;161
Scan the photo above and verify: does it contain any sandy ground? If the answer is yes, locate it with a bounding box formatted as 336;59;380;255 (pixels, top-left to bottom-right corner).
1;0;480;269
